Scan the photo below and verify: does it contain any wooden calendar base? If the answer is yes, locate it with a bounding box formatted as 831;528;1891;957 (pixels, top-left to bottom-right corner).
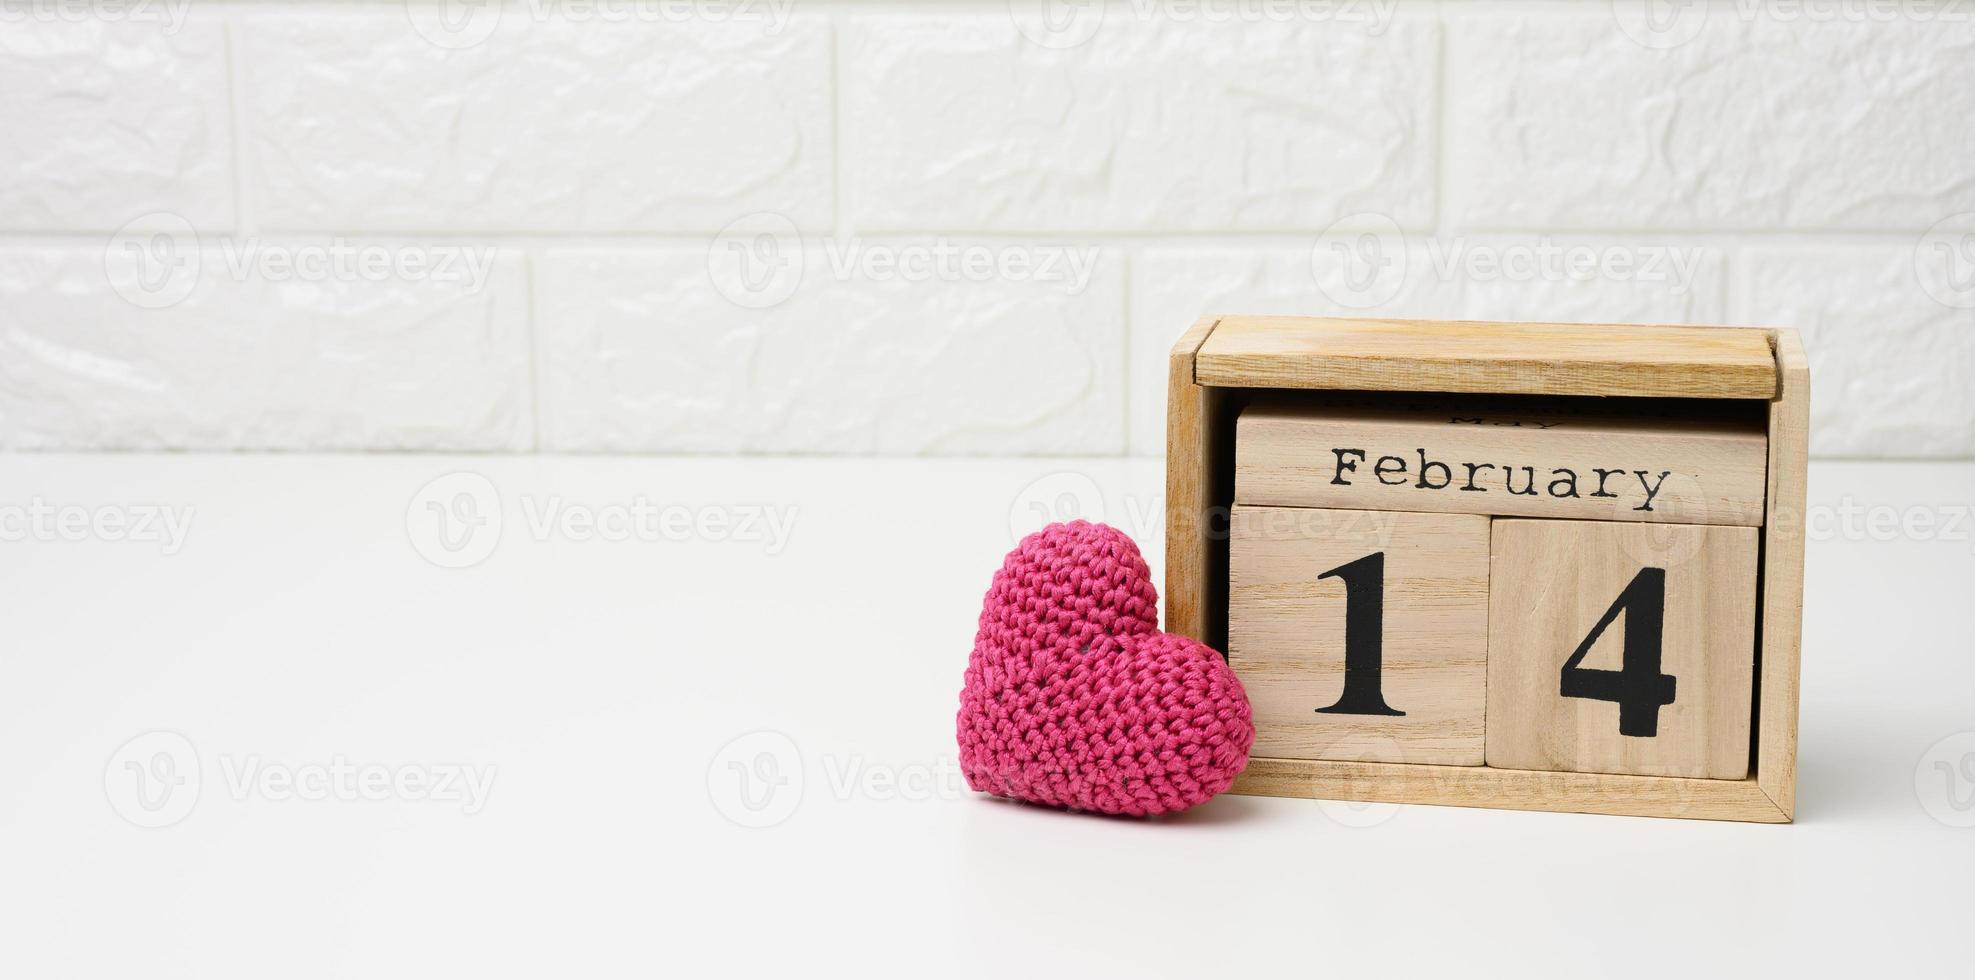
1232;757;1789;823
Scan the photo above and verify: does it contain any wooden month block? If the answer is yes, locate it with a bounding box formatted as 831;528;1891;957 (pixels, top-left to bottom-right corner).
1486;518;1759;779
1236;396;1768;526
1229;505;1488;766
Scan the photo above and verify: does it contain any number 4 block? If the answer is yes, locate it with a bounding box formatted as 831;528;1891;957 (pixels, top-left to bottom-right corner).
1229;505;1489;766
1486;519;1759;779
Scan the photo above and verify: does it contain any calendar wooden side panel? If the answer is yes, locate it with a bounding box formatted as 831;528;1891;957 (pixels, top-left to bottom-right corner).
1165;315;1221;642
1757;329;1809;820
1233;757;1789;822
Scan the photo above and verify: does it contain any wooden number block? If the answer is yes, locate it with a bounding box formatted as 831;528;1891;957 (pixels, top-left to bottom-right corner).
1236;396;1768;526
1486;519;1759;779
1229;505;1489;765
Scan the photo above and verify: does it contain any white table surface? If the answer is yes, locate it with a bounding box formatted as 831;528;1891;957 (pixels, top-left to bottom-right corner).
3;454;1971;977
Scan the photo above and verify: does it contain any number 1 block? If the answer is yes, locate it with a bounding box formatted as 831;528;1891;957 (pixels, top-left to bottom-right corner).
1229;505;1489;765
1486;519;1759;779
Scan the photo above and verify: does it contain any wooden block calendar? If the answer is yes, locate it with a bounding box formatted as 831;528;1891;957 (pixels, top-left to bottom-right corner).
1167;316;1807;822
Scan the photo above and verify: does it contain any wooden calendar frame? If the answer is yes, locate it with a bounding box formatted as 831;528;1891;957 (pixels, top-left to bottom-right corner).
1165;315;1807;822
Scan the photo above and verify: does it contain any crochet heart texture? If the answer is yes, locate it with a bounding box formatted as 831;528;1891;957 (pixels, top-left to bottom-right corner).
957;521;1255;816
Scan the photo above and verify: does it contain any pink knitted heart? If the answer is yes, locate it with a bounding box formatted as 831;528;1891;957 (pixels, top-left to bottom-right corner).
957;521;1255;816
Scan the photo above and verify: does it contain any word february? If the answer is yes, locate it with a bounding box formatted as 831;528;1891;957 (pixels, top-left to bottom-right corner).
1330;448;1670;511
1233;401;1768;526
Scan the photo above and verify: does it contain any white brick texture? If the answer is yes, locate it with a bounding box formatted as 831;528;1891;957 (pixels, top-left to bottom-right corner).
237;10;833;232
0;2;1970;457
845;14;1439;232
0;18;233;232
0;242;531;450
1738;245;1975;456
1447;12;1975;230
536;242;1125;453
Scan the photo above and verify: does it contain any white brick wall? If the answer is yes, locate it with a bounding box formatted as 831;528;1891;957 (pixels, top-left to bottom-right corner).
237;10;835;232
1;241;532;450
3;1;1972;457
536;244;1125;453
844;14;1439;231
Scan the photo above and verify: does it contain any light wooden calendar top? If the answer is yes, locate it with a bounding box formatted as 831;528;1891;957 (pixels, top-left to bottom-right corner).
1192;315;1783;400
